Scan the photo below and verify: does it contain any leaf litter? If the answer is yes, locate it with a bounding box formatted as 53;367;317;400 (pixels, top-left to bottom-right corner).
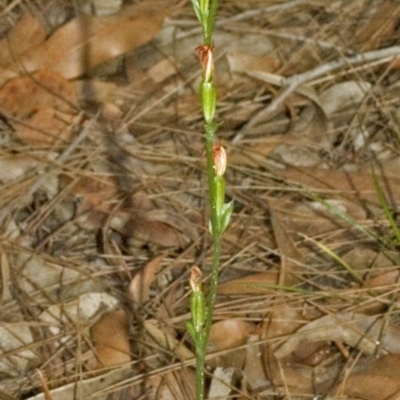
1;0;400;399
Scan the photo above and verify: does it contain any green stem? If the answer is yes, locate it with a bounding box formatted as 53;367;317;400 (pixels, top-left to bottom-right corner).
195;343;205;400
205;123;218;236
195;238;220;400
193;122;222;400
204;228;221;343
204;122;221;338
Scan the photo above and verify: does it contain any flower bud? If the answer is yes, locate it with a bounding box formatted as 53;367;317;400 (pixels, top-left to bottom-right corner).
195;44;214;83
189;266;203;293
213;143;227;177
189;266;205;333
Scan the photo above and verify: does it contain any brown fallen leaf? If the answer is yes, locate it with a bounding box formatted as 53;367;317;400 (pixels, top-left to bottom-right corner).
365;270;400;289
18;2;173;79
124;209;192;248
208;367;238;400
0;70;78;118
275;312;400;359
208;319;255;352
207;319;254;370
243;335;270;391
227;51;281;76
15;108;77;145
319;80;371;116
143;320;194;362
341;248;383;273
261;304;310;341
129;255;163;305
90;309;131;369
217;271;279;295
352;270;400;314
332;355;400;400
147;58;178;84
0;13;46;65
229;137;286;168
60;174;119;230
265;344;316;395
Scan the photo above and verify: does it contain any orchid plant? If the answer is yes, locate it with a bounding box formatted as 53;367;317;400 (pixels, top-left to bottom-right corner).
186;1;233;399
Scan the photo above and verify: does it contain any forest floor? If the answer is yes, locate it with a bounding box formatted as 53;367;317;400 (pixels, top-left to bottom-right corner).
1;0;400;399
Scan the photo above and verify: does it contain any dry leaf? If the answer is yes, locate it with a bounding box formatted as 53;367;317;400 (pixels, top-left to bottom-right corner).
365;270;400;289
243;335;270;390
90;309;130;368
15;108;77;145
0;323;36;376
0;154;47;183
227;51;280;76
294;342;336;367
0;69;79;145
342;248;399;275
129;255;163;305
217;271;279;295
284;102;328;145
74;79;119;104
208;319;254;352
19;2;172;79
124;210;190;248
319;80;371;116
0;13;46;69
143;320;194;361
229;137;287;168
12;251;82;302
0;70;78;118
332;355;400;400
60;174;119;230
264;344;316;395
147;58;177;84
39;292;119;336
355;270;400;314
275;312;400;359
207;319;254;370
261;304;309;341
208;367;237;399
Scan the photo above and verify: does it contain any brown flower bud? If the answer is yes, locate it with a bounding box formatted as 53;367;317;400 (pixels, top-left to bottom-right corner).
213;143;227;177
189;266;203;293
195;44;214;83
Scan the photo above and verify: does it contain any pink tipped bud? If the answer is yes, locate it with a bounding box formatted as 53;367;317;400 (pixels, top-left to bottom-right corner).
213;143;227;177
195;44;214;83
189;266;203;293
